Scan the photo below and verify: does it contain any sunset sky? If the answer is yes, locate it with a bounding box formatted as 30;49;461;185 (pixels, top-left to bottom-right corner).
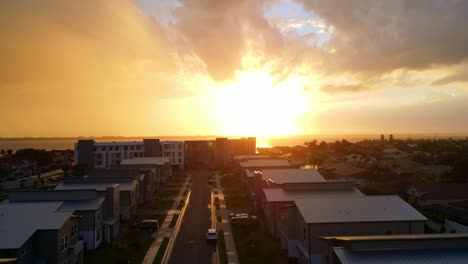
1;0;468;137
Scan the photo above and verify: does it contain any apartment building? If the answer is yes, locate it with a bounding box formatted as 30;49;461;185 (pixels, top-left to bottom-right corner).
263;181;364;240
184;137;256;169
74;139;184;169
0;202;84;264
56;178;136;220
5;189;119;251
287;196;427;264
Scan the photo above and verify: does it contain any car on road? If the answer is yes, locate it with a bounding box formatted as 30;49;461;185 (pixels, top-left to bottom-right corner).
206;229;218;241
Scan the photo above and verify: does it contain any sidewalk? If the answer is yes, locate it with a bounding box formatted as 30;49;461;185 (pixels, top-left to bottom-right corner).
213;172;240;264
142;175;191;264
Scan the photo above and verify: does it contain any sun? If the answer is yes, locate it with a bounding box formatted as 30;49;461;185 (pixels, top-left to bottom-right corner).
215;70;310;137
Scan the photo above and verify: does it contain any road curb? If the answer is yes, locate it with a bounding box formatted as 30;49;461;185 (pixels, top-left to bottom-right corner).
161;187;191;264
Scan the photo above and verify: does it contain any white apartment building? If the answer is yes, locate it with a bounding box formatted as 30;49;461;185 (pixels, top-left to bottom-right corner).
74;140;184;169
160;141;184;167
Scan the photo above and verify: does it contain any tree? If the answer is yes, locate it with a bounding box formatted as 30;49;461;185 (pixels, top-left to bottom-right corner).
389;134;394;142
0;149;5;157
6;149;13;156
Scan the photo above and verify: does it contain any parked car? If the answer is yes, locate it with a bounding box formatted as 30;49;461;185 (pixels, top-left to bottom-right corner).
136;219;159;232
206;229;218;241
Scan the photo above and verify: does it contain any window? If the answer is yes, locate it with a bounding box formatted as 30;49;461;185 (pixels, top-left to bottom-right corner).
178;158;182;163
96;161;102;166
178;145;182;150
109;146;113;151
130;146;134;150
386;229;393;235
60;236;69;252
178;152;182;157
115;146;119;151
102;146;106;151
71;224;78;237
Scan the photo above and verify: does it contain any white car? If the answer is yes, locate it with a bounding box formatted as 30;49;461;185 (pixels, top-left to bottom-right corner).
206;229;218;241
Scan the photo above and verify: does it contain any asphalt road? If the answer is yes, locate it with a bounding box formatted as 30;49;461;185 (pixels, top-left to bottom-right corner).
169;170;216;264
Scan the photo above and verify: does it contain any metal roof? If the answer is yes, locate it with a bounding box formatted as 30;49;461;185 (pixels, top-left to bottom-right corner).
333;247;468;264
294;196;427;224
321;233;468;242
261;169;326;184
240;159;291;168
120;157;170;165
0;202;72;249
233;154;270;160
264;187;364;202
59;197;105;211
56;180;136;191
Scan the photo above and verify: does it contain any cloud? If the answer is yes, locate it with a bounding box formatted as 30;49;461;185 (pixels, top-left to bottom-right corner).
432;64;468;85
297;0;468;75
320;84;368;94
173;0;284;80
0;0;180;96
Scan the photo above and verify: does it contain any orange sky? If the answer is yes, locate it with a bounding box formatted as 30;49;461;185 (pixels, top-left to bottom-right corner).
1;0;468;137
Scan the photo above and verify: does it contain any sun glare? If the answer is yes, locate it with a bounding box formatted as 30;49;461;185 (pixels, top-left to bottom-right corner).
215;70;310;137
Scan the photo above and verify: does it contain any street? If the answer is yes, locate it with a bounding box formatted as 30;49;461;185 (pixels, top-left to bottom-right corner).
169;170;215;264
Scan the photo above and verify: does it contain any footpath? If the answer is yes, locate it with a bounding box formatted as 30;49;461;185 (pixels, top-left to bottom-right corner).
142;176;191;264
213;172;240;264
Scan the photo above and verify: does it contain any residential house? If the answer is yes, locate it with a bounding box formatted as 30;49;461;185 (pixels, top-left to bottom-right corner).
56;177;136;219
286;196;427;263
116;157;171;184
0;202;84;264
407;183;468;206
5;188;120;250
263;181;364;241
320;233;468;264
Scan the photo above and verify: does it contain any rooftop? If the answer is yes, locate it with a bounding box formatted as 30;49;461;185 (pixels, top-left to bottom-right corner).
56;180;136;191
333;247;468;264
233;154;270;161
0;202;72;249
295;196;427;224
59;197;105;211
261;169;326;184
120;157;170;166
410;183;468;201
264;187;364;202
240;159;291;168
321;233;468;242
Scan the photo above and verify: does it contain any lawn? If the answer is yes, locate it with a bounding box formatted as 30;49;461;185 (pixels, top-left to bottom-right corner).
224;193;251;210
134;214;167;225
231;220;283;264
169;214;179;228
84;229;152;264
141;199;175;211
153;237;169;264
217;231;228;264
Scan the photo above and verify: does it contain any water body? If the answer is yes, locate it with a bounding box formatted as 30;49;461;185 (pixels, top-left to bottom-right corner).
1;134;467;151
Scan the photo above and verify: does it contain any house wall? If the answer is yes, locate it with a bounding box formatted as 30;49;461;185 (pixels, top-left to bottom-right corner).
295;217;424;263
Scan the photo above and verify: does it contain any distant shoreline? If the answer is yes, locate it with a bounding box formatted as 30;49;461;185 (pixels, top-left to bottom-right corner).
1;133;468;141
